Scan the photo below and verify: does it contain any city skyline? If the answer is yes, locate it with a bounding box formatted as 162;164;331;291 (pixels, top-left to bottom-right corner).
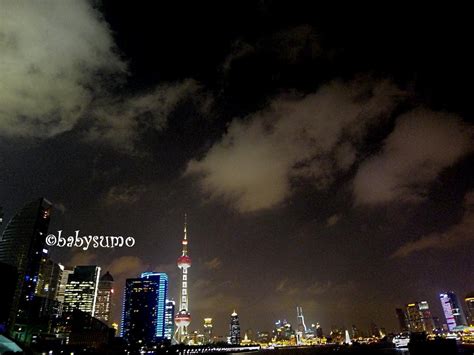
1;0;473;341
1;199;473;340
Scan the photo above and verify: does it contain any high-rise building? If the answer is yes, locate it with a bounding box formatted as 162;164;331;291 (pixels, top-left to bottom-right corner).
440;292;467;331
406;301;434;333
405;304;419;332
36;255;62;301
175;215;192;343
33;255;63;324
55;264;74;314
229;310;241;345
465;293;474;326
395;308;409;332
351;324;360;338
257;331;271;344
417;301;434;333
165;300;175;341
63;265;101;316
121;272;169;347
121;278;158;347
0;198;52;339
315;323;323;338
203;317;213;343
95;271;114;325
142;272;168;340
296;306;307;344
274;320;295;342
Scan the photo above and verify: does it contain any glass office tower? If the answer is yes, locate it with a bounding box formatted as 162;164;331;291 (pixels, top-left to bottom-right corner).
0;198;52;340
121;272;168;347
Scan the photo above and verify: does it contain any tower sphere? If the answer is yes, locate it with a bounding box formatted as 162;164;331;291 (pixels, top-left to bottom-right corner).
175;310;191;327
177;255;192;269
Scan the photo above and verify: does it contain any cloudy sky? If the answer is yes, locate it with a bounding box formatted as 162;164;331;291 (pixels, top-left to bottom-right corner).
1;1;473;335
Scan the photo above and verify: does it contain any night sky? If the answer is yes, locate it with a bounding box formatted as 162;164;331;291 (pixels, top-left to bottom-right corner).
1;2;473;336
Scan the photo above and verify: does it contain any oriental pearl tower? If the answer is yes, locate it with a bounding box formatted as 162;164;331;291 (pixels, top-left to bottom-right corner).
174;214;192;343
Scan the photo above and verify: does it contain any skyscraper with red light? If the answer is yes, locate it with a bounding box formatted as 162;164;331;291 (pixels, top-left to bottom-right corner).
174;215;191;343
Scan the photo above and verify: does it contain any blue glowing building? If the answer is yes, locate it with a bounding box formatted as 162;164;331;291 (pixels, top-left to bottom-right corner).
121;272;168;346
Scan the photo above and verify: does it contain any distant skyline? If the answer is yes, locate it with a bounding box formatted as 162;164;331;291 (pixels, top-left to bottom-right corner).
1;2;473;336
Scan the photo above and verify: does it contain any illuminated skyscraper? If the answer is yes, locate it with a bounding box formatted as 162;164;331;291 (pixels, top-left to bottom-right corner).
55;264;74;314
229;310;241;345
121;272;169;346
35;254;63;303
142;272;168;340
203;318;213;343
63;265;101;316
95;271;114;325
406;301;434;333
395;308;409;332
165;300;175;341
175;215;192;343
122;278;158;346
440;292;467;331
465;293;474;326
296;306;307;344
0;198;52;339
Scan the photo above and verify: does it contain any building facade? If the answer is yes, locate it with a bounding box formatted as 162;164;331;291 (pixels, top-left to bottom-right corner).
56;264;74;314
0;198;52;341
229;310;241;345
164;300;175;341
406;301;434;333
63;265;101;316
440;292;467;331
465;293;474;326
36;256;62;301
121;272;169;347
95;271;114;325
395;308;409;332
203;317;213;344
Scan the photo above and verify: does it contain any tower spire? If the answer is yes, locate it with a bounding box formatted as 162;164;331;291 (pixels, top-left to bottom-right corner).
184;213;187;240
182;213;188;256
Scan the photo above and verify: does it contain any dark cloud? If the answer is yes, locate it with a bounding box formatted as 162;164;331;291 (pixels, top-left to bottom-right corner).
107;255;149;278
326;214;341;227
266;24;322;65
392;191;474;258
69;250;98;267
54;202;67;214
354;109;474;205
104;185;148;205
204;257;222;271
222;24;321;75
85;79;207;154
187;79;403;212
221;40;255;74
